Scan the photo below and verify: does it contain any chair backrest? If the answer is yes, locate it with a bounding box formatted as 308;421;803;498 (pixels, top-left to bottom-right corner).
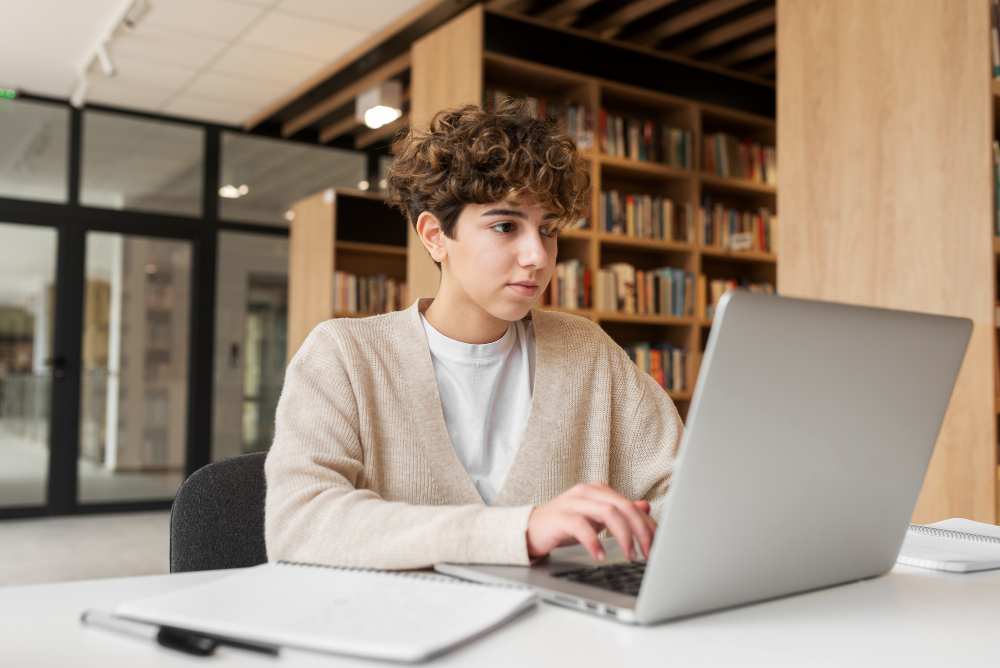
170;452;268;573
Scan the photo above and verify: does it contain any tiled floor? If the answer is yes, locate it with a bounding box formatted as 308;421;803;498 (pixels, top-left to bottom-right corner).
0;511;170;587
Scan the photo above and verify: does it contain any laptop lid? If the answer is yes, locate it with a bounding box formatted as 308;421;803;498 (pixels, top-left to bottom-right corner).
635;292;973;623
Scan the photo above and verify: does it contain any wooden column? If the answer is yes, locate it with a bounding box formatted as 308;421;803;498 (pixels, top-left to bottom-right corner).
406;4;484;306
287;190;334;362
778;0;996;522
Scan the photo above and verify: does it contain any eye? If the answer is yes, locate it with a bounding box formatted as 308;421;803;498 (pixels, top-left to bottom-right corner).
540;224;559;238
491;222;515;234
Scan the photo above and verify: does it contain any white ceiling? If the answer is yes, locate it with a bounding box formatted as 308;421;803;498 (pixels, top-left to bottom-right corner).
0;0;427;125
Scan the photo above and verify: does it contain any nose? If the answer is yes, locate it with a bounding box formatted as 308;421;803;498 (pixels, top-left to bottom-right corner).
518;228;551;269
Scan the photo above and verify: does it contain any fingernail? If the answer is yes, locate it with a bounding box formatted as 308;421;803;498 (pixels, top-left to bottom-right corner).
596;549;606;562
629;547;635;561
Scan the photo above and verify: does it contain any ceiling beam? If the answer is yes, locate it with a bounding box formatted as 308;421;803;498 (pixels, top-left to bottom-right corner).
708;33;775;67
631;0;759;46
319;115;363;145
669;6;775;57
536;0;603;26
355;115;410;150
485;0;533;10
582;0;681;39
281;51;410;138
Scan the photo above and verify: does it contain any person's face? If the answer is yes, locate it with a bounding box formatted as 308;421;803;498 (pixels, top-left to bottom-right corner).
436;198;560;321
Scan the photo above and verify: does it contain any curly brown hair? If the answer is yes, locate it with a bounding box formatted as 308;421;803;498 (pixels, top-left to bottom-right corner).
385;99;590;268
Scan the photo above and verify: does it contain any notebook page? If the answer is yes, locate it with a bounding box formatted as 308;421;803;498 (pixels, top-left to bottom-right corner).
116;563;537;662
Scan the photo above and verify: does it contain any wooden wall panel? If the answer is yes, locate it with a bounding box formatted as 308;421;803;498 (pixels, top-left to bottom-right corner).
406;5;485;306
778;0;996;522
288;190;334;362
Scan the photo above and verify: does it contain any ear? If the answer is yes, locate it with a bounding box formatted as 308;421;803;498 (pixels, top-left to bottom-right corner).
416;211;448;264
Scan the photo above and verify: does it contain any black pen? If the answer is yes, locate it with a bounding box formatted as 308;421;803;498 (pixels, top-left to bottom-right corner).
81;609;280;657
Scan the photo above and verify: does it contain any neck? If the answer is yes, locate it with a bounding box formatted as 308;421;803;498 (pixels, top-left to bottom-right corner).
424;281;512;345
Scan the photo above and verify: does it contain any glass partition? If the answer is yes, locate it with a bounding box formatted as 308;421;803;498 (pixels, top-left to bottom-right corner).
80;110;204;217
0;98;69;203
219;132;366;226
212;231;289;461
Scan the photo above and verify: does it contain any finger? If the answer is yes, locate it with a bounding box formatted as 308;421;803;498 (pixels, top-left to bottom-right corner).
569;515;605;562
634;500;651;513
582;489;656;560
574;500;638;562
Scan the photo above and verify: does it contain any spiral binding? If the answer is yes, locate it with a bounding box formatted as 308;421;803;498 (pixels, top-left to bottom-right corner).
276;561;531;590
907;524;1000;546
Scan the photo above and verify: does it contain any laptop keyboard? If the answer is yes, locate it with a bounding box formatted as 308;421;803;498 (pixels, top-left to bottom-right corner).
551;561;646;597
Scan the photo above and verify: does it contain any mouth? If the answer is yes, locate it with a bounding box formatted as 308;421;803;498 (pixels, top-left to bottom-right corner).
508;282;539;296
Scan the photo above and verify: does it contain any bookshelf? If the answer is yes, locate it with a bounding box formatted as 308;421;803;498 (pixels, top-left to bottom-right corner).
287;188;408;362
409;9;776;418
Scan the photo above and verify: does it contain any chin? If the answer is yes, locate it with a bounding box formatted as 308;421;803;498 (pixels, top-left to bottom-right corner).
485;299;533;322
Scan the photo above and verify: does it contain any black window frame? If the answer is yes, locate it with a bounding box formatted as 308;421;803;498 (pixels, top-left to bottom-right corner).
0;93;375;519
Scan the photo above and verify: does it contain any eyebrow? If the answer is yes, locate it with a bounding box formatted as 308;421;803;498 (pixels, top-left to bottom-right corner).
481;208;559;221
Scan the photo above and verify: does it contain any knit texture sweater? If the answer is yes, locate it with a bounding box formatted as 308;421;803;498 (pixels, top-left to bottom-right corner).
264;297;683;570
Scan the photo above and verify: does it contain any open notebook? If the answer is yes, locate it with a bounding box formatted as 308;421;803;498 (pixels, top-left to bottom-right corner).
115;562;537;662
897;518;1000;572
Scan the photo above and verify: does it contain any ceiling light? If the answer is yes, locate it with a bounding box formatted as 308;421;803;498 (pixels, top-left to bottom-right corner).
284;210;295;221
356;81;402;129
357;180;370;191
219;184;248;199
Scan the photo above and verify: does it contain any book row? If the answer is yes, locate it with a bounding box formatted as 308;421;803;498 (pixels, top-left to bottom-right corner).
993;140;999;236
625;342;687;392
542;260;695;318
484;89;594;150
333;272;407;314
992;0;1000;78
599;190;695;242
600;111;694;168
703;132;777;185
706;279;775;319
701;198;777;254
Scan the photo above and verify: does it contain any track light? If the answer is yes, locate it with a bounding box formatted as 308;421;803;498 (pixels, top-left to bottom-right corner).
356;81;402;129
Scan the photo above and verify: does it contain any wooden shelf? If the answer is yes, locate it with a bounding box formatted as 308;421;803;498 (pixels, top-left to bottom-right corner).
993;236;1000;255
336;241;408;256
699;172;777;196
668;391;694;402
596;312;696;326
700;247;778;263
992;78;1000;99
598;153;695;181
598;233;696;253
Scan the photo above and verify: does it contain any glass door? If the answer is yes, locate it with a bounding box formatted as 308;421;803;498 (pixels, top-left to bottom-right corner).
77;231;193;504
0;222;58;510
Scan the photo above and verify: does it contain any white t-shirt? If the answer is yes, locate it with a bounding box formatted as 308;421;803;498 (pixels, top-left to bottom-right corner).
420;314;536;505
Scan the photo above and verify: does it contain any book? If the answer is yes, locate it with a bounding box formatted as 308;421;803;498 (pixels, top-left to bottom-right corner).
114;562;538;663
897;518;1000;572
333;272;405;314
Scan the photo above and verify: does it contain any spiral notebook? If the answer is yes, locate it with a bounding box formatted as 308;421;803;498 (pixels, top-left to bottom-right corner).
114;562;538;662
897;518;1000;572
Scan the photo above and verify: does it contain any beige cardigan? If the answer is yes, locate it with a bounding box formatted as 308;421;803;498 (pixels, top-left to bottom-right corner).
265;297;682;570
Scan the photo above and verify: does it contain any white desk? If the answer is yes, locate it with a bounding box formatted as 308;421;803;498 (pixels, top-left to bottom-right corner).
4;565;999;667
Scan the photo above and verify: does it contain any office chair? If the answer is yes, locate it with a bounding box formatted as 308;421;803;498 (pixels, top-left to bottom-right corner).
170;451;269;573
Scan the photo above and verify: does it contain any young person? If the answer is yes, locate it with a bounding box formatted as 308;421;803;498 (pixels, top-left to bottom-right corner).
265;101;683;570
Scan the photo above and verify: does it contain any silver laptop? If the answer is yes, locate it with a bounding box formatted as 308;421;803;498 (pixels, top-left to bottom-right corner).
435;292;973;624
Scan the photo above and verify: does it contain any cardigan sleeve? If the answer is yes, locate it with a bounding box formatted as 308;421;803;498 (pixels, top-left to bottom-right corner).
264;325;534;571
606;342;683;522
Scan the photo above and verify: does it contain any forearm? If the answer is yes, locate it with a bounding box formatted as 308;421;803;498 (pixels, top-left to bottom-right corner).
265;477;534;570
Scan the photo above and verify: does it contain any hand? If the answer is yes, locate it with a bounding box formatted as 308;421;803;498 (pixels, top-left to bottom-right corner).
525;482;657;563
